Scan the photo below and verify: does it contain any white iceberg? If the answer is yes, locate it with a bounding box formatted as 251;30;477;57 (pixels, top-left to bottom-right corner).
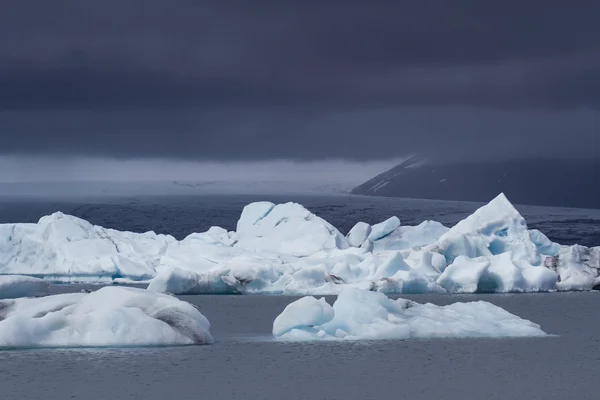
0;286;213;348
0;193;598;295
346;222;372;248
0;275;50;299
0;212;173;282
273;288;547;341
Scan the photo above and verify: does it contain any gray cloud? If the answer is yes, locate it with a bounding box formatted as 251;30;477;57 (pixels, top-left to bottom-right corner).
1;108;597;161
0;0;599;161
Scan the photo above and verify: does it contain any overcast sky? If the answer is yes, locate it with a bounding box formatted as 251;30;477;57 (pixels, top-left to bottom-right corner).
1;0;599;169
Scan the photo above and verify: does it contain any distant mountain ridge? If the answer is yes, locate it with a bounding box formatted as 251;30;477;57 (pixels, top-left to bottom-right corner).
351;157;600;209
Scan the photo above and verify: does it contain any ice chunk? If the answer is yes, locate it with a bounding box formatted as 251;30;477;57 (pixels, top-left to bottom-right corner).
0;286;213;348
284;265;335;294
273;296;334;337
528;229;561;256
371;252;412;279
373;221;449;252
273;288;547;340
368;216;400;241
346;222;372;247
404;250;447;277
330;259;370;284
554;245;600;291
0;275;50;299
236;201;275;233
374;270;442;294
482;252;527;292
433;193;539;265
186;226;236;246
437;253;557;293
147;267;233;294
436;256;490;293
520;263;558;292
233;202;348;256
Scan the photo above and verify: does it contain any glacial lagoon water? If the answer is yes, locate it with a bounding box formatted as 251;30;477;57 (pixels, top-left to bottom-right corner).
1;194;599;399
1;290;599;400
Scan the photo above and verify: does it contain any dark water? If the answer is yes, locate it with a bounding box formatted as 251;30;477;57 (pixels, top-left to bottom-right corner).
1;194;600;399
0;291;599;400
1;194;600;246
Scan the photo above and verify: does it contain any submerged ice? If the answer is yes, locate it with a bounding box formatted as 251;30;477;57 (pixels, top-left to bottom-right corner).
0;286;213;348
273;288;547;340
0;193;599;295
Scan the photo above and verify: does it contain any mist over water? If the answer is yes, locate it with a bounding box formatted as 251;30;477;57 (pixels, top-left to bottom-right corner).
0;155;404;196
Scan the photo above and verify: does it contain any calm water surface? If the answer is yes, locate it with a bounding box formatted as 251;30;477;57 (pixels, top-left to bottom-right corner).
0;291;599;400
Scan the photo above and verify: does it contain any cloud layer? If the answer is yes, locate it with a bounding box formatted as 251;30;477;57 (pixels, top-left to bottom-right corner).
1;1;599;161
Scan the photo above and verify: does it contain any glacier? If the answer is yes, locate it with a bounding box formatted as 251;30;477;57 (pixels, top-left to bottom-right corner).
0;286;213;348
0;193;599;295
273;288;547;341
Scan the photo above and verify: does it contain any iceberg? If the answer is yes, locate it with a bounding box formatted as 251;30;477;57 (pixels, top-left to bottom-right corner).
0;193;598;295
273;288;547;341
0;212;173;282
0;275;50;299
0;286;213;348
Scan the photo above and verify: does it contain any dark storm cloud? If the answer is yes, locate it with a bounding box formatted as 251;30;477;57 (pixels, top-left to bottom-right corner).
0;0;599;161
2;108;597;162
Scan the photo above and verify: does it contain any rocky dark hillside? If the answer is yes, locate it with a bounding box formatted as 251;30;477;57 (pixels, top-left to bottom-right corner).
352;157;600;209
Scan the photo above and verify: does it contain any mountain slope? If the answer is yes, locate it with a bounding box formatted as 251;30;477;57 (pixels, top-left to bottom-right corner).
351;158;600;209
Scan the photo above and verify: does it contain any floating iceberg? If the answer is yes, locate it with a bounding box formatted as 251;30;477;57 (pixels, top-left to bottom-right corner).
0;286;213;348
0;195;598;295
273;288;547;340
0;275;50;299
0;212;173;282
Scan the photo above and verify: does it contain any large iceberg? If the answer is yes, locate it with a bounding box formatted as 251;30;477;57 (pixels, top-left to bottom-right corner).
273;288;547;340
0;194;598;295
0;286;213;348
